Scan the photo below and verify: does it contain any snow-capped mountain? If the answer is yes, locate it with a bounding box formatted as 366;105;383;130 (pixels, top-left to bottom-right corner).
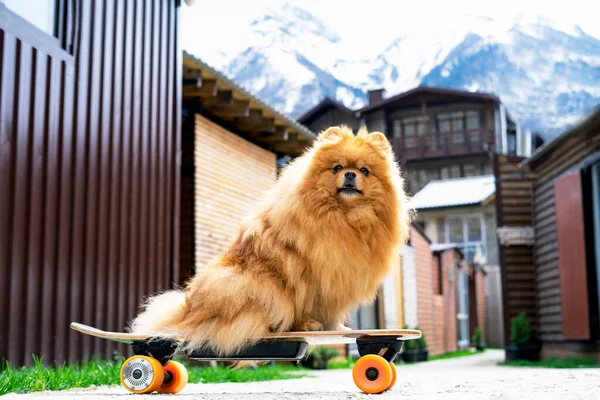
193;3;600;138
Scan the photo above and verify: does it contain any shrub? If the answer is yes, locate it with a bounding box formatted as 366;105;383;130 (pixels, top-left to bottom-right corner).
415;326;427;350
510;311;531;347
472;328;483;346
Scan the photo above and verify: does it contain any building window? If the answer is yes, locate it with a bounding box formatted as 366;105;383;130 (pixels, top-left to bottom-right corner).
451;165;461;178
3;0;56;35
438;112;464;146
507;131;517;155
441;167;450;180
444;214;486;263
407;170;418;193
466;111;482;144
398;116;428;149
393;120;402;139
463;164;477;177
418;170;428;189
466;111;481;129
438;110;481;147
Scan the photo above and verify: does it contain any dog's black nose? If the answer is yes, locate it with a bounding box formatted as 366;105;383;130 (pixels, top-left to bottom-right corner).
345;171;356;179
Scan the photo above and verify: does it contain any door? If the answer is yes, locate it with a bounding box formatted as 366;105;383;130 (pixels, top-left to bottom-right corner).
401;245;418;328
456;271;470;347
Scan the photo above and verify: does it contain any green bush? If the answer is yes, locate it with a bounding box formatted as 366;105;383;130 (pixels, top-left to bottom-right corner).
510;311;531;347
309;345;339;361
472;328;483;346
402;325;418;350
415;326;427;350
402;325;425;350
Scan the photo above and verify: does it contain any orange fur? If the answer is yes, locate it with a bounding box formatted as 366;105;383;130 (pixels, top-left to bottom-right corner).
129;125;410;359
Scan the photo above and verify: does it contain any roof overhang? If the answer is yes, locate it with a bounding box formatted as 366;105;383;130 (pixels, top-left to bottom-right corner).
182;52;316;157
408;175;496;212
356;86;500;116
519;106;600;170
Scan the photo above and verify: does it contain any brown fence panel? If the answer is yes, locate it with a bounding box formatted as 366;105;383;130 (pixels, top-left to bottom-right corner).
0;0;181;366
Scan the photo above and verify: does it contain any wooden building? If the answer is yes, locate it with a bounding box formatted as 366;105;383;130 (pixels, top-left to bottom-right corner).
0;0;184;366
297;97;360;134
497;108;600;359
299;87;532;195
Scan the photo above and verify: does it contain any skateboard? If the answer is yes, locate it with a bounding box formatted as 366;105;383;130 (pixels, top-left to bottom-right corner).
70;322;421;395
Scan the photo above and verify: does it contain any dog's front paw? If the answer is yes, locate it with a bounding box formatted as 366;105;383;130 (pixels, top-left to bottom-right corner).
336;323;352;331
293;315;324;332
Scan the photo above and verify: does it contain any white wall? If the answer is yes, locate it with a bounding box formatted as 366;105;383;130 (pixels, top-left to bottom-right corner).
401;245;418;328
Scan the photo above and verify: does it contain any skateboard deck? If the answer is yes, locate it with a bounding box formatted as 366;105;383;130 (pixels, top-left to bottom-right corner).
70;322;422;345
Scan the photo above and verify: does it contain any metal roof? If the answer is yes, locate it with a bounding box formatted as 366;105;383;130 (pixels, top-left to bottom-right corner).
297;97;355;124
408;175;496;210
356;85;500;115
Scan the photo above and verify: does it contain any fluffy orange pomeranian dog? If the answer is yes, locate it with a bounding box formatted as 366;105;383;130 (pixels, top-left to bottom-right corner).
129;125;410;357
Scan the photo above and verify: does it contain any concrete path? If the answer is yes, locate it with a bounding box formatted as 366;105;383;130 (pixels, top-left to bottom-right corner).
5;350;600;399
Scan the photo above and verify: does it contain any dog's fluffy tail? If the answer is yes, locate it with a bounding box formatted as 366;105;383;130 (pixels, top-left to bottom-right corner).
128;290;188;337
127;281;275;364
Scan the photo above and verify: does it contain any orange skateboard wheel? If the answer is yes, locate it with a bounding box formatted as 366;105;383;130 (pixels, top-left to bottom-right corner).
352;354;393;394
120;355;165;394
387;362;397;390
157;360;189;394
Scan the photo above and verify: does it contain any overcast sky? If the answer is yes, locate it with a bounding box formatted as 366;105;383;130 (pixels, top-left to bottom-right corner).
182;0;600;59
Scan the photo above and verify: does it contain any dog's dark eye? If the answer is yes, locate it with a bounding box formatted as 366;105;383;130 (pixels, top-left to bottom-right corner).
360;167;370;176
333;165;343;173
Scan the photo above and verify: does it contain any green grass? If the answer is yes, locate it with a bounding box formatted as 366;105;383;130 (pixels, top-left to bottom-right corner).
429;349;483;361
0;356;308;396
326;356;356;369
499;357;600;369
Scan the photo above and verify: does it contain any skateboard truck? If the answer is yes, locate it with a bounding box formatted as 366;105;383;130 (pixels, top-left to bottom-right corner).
132;339;178;366
356;335;403;363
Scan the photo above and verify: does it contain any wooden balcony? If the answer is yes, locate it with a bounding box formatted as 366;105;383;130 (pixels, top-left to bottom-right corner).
392;129;492;162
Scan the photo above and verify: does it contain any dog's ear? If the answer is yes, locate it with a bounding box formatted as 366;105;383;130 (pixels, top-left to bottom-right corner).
366;132;393;154
317;126;349;144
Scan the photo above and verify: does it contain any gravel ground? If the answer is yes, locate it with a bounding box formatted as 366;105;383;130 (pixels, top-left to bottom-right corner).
5;350;600;399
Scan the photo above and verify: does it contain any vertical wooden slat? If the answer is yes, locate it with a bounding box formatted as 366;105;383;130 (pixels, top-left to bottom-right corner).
555;172;591;340
55;60;76;365
166;0;177;285
148;0;159;296
8;40;33;366
128;0;144;328
171;0;182;287
139;0;153;299
156;0;167;291
118;0;135;346
0;29;17;364
40;57;61;362
69;0;93;362
94;0;115;358
24;49;48;362
115;0;133;357
106;0;124;357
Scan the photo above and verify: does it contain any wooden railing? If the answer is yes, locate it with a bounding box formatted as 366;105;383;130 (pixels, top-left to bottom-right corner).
392;129;492;161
